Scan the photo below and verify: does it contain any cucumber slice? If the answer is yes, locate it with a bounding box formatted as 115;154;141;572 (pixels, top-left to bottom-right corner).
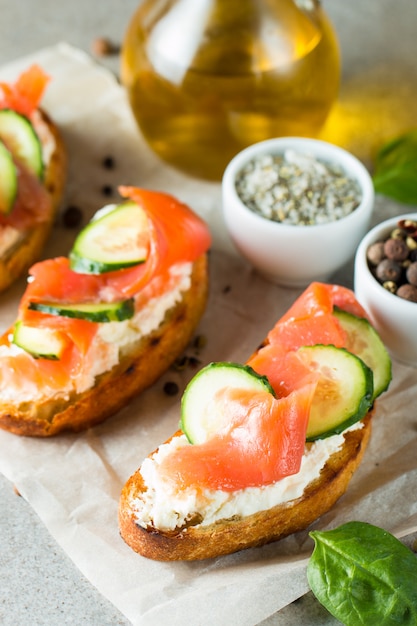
300;345;374;441
28;298;134;323
181;362;275;444
12;321;67;360
334;308;392;400
69;201;150;274
0;109;43;178
0;141;17;214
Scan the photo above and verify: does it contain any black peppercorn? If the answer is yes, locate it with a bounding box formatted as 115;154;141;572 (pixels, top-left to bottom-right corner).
384;237;409;261
397;283;417;302
406;261;417;287
102;156;115;169
62;205;83;228
101;184;114;197
375;258;402;283
163;381;179;396
366;242;385;266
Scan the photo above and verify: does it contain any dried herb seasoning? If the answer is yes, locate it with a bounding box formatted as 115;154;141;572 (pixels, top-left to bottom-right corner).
235;150;362;226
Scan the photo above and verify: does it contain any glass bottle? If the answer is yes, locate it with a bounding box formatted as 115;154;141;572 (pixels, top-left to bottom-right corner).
121;0;340;181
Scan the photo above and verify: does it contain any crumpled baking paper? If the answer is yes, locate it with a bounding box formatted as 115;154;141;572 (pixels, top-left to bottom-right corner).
0;44;416;626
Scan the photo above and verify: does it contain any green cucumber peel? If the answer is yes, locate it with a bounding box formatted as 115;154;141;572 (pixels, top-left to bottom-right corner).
28;298;135;323
0;109;43;179
333;308;392;400
12;321;66;360
0;140;18;214
69;201;150;275
180;361;275;445
301;345;374;442
308;521;417;626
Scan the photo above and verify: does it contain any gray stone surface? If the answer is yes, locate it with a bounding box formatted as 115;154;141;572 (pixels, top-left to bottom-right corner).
0;1;416;624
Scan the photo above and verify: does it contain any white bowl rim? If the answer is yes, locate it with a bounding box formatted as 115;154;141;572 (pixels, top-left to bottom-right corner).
222;136;374;232
355;212;417;312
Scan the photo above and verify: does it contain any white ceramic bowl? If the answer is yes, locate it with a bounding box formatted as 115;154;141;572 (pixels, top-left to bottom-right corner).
222;137;375;287
354;213;417;368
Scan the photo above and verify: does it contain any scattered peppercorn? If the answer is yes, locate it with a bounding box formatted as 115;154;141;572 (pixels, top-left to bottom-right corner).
188;356;201;369
62;205;83;228
174;355;189;371
193;334;207;351
102;156;115;169
101;184;114;197
163;381;179;396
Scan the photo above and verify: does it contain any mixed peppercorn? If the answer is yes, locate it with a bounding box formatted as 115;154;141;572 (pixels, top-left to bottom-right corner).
367;218;417;302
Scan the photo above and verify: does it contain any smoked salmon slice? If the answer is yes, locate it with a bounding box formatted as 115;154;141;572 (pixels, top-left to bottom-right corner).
0;66;53;228
248;346;321;398
0;64;50;116
19;186;211;311
159;383;317;492
0;161;53;228
250;282;365;398
159;282;368;492
3;188;211;390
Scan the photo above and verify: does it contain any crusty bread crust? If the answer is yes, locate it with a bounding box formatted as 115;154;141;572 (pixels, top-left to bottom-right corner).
0;109;67;292
119;409;373;561
0;254;208;437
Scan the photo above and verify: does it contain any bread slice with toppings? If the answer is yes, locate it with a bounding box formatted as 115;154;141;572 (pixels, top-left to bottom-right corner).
118;282;390;561
119;414;372;561
0;67;67;292
0;255;208;436
0;187;211;437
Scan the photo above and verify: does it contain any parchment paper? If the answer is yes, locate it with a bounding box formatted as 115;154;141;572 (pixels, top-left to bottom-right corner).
0;44;416;626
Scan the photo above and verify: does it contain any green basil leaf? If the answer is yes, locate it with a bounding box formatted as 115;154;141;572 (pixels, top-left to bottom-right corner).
373;130;417;204
307;521;417;626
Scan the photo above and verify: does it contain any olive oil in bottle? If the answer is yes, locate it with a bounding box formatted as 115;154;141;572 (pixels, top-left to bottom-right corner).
121;0;340;181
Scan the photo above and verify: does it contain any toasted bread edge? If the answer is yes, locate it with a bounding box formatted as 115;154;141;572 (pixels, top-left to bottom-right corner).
0;254;209;436
118;413;373;561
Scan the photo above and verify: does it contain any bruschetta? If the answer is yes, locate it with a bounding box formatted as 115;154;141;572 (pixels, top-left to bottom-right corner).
0;186;211;436
119;282;392;561
0;64;67;291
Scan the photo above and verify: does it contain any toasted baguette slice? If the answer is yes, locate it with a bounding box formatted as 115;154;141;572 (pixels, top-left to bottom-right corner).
119;413;372;561
0;109;67;292
0;254;208;437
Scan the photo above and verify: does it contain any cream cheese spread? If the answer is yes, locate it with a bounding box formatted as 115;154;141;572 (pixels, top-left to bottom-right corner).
0;262;192;402
132;423;363;532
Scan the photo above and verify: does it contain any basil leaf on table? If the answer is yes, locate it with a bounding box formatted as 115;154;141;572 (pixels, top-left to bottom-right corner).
373;130;417;205
307;521;417;626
